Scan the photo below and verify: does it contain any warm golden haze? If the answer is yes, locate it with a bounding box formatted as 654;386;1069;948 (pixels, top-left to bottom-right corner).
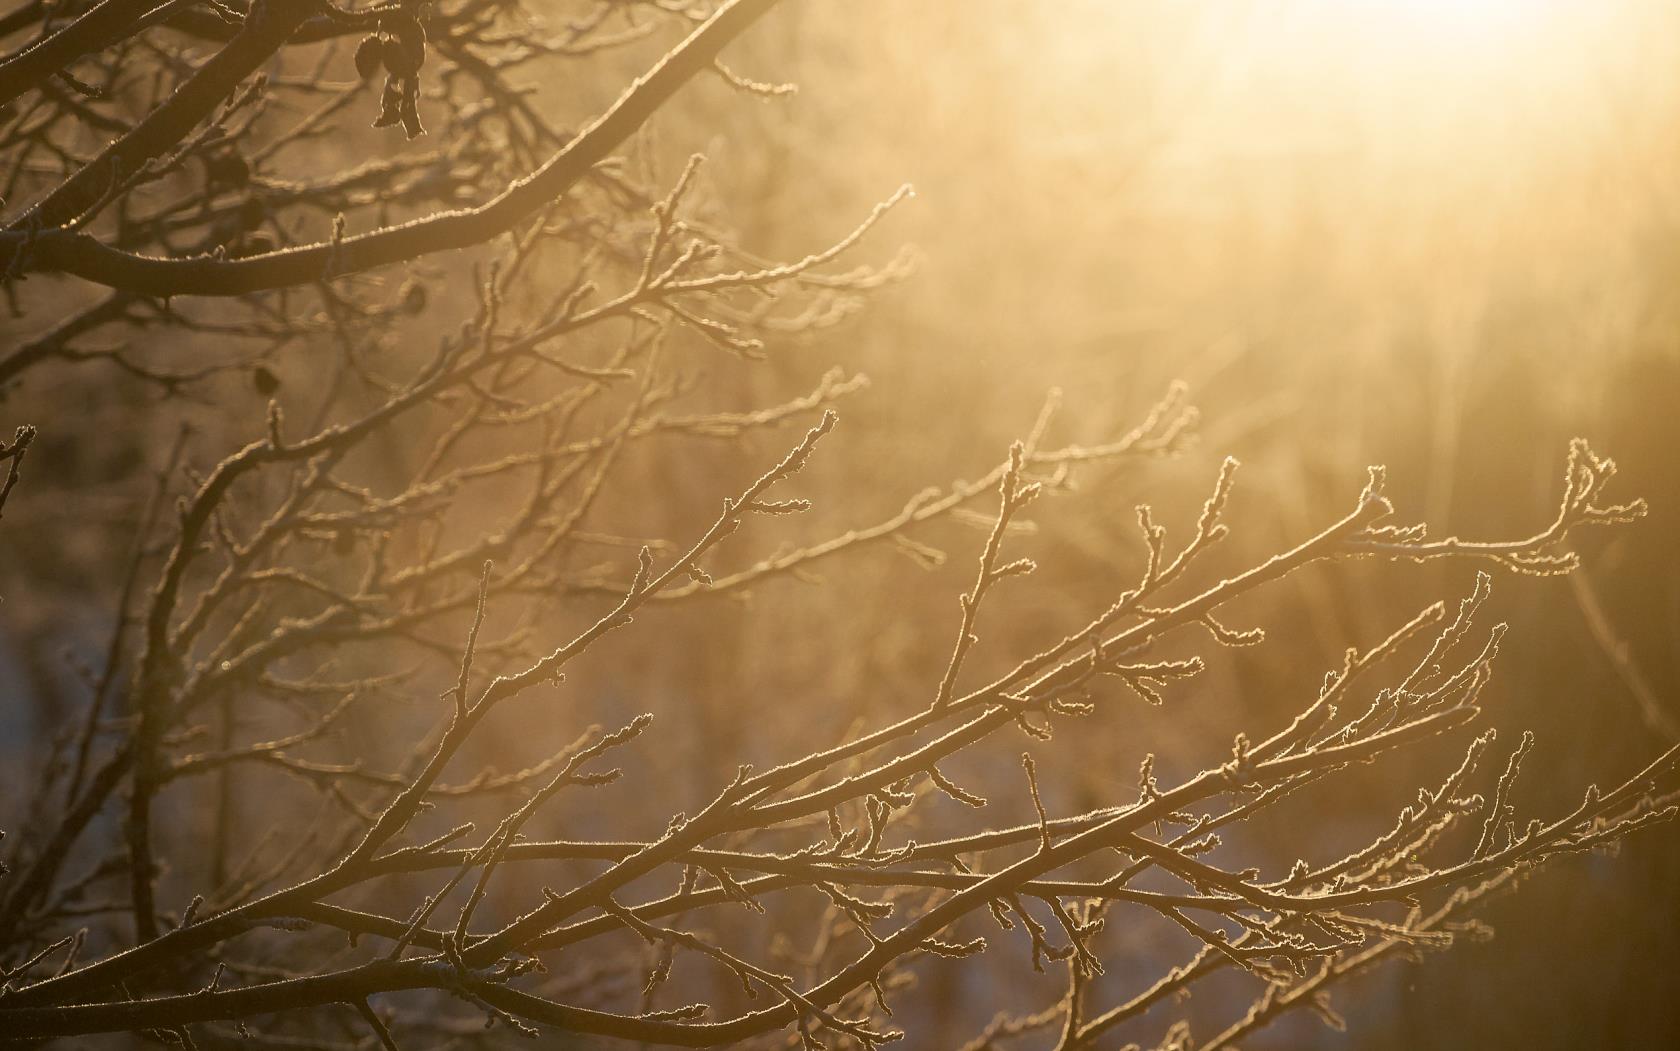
0;1;1675;1048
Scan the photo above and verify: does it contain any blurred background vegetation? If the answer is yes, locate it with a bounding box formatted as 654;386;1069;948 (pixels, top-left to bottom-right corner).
2;0;1676;1046
693;1;1680;1044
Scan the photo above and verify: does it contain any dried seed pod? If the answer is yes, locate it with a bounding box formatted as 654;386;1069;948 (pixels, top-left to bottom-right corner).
392;15;427;52
372;79;403;128
382;16;426;78
353;35;384;80
398;79;424;140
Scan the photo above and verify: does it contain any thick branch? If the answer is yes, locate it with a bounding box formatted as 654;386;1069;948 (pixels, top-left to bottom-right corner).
9;0;785;295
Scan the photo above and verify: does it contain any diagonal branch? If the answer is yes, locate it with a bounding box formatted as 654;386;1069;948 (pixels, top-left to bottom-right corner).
9;0;787;296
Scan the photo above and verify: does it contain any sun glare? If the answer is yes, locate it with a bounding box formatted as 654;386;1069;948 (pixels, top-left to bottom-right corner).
1354;0;1535;30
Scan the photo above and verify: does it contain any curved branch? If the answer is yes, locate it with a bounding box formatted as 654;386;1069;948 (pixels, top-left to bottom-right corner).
10;0;786;296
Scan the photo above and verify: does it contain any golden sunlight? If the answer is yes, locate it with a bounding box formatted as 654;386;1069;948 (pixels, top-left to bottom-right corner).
1346;0;1539;31
2;2;1677;1049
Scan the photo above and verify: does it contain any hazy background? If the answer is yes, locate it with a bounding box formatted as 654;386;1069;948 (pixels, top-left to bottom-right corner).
685;1;1680;1045
2;1;1677;1047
